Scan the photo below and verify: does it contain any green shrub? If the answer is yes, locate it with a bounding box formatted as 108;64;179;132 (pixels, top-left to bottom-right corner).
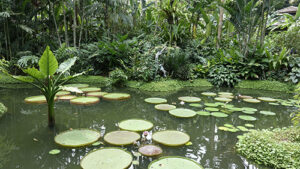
208;64;241;87
109;68;128;86
236;127;300;168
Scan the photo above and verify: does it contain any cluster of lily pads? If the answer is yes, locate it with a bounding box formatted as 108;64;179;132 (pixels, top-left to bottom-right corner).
24;83;131;106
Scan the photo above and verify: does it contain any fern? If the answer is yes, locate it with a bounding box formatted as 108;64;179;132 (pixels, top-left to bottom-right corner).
17;52;39;68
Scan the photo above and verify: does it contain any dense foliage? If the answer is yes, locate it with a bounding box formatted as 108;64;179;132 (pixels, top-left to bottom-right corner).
236;127;300;168
292;83;300;127
0;0;299;86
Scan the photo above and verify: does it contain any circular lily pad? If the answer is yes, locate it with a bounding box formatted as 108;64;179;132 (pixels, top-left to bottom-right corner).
269;103;280;106
152;130;190;146
257;97;277;102
214;97;232;102
64;83;89;88
81;87;101;93
148;156;203;169
204;103;219;107
218;92;233;95
103;93;131;100
245;124;254;128
237;126;249;132
219;95;234;99
260;111;276;116
86;92;108;97
242;111;255;114
239;115;257;121
211;112;228;118
178;96;201;103
169;108;197;118
243;99;261;103
80;147;132;169
242;107;257;112
24;95;47;104
138;145;163;157
155;104;176;111
227;107;243;112
145;98;167;104
118;119;153;132
104;131;140;146
49;149;60;155
196;111;210;116
238;95;253;99
56;91;71;96
204;107;219;112
54;129;101;147
70;97;99;105
201;92;217;96
58;95;76;101
189;103;202;108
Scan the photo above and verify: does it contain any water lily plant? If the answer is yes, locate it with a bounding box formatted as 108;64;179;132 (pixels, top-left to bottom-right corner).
11;46;84;127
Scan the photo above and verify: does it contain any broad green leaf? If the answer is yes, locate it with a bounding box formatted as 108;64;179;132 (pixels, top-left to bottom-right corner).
12;76;34;83
57;57;77;74
23;67;45;79
39;46;58;76
295;3;300;20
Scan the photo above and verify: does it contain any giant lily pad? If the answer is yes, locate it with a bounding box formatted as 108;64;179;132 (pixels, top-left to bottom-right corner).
56;91;70;96
214;97;232;102
64;83;89;88
70;97;99;105
238;115;257;121
148;156;204;169
86;92;108;97
104;131;140;146
242;107;257;112
58;95;76;101
238;95;253;99
81;87;101;93
118;119;153;132
204;103;219;107
155;104;176;111
260;111;276;116
152;130;190;146
138;145;163;157
80;147;132;169
178;96;201;103
243;99;261;103
145;98;167;104
204;107;219;112
103;93;131;100
24;95;57;104
218;92;233;95
189;103;202;108
54;129;101;147
201;92;217;96
211;112;228;118
218;95;234;99
257;97;277;102
196;111;210;116
169;108;197;118
242;111;255;114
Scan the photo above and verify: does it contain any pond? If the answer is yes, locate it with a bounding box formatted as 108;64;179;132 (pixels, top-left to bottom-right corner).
0;86;297;169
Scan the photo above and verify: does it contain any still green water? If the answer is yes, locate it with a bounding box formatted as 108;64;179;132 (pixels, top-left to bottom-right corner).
0;86;296;169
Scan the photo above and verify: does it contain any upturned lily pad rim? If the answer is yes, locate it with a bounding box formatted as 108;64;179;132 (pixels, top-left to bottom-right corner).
104;130;141;146
64;83;89;88
70;97;100;105
169;108;197;118
80;147;133;169
152;130;190;146
148;156;204;169
178;96;201;103
144;97;168;104
54;129;101;148
58;95;77;100
86;92;108;97
154;104;176;111
257;97;277;102
103;93;131;100
80;87;101;93
138;144;163;157
118;119;154;132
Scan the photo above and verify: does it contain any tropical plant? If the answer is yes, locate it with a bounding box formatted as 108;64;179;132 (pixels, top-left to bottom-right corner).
208;64;241;87
9;46;83;128
109;68;128;86
292;83;300;127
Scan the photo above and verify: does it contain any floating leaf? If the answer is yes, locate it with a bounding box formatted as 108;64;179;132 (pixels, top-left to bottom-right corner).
80;87;101;93
24;95;47;104
185;141;193;146
132;160;139;165
152;130;190;146
242;111;255;114
238;95;253;99
133;152;142;157
103;93;131;100
245;124;254;128
56;91;71;96
204;103;219;107
269;103;280;106
201;92;217;96
218;92;233;95
227;107;243;112
54;129;101;147
211;112;228;118
214;97;232;102
237;126;249;132
239;115;257;121
92;141;103;146
178;96;201;103
189;103;202;108
218;95;234;99
260;111;276;116
257;97;277;102
104;131;140;146
218;126;229;131
228;128;239;132
70;97;99;105
64;83;89;88
58;95;76;101
148;156;204;169
242;107;257;112
144;98;167;104
224;124;234;128
155;104;176;111
86;92;108;97
138;145;163;156
169;108;197;118
80;147;132;169
243;99;261;103
118;119;153;132
196;111;210;116
49;149;60;155
204;107;219;112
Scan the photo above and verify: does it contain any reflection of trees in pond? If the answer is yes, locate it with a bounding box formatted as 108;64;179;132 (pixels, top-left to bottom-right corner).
0;136;16;168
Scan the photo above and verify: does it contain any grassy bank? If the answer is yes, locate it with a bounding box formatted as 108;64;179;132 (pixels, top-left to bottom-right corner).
236;127;300;168
235;80;295;93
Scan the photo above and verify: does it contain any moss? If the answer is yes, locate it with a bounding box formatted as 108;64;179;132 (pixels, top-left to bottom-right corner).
236;80;294;93
125;79;212;92
236;127;300;168
0;102;7;118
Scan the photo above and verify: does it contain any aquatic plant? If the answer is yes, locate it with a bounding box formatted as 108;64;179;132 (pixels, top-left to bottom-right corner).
9;46;83;127
0;102;8;118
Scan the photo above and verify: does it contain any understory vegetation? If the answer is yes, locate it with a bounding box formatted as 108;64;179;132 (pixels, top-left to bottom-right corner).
0;0;299;87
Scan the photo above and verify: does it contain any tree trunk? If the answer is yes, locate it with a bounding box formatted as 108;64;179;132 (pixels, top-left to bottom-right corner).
63;1;69;47
47;98;55;128
217;0;224;49
73;0;77;47
79;0;84;48
49;0;62;47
